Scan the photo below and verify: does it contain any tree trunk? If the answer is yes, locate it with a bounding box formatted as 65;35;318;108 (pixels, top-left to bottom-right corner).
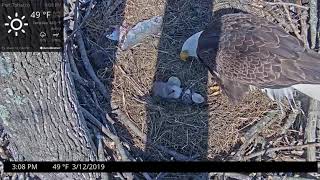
0;52;99;179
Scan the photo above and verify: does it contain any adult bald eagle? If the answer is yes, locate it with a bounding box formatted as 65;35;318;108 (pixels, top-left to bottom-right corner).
180;13;320;104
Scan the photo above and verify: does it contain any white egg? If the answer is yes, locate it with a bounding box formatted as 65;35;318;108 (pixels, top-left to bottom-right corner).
191;93;205;104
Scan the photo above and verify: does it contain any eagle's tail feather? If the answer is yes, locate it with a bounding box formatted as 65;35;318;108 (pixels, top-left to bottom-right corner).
292;84;320;101
297;51;320;83
262;87;297;112
299;51;320;68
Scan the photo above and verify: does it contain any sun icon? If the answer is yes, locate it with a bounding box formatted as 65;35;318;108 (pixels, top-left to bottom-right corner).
4;12;28;37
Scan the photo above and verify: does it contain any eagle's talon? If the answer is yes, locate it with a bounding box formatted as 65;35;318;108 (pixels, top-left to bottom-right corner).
211;91;221;96
209;85;221;96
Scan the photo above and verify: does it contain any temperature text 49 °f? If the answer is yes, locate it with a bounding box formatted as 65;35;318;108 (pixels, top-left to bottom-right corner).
30;11;51;19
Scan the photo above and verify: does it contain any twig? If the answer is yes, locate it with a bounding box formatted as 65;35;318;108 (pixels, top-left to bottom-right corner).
265;2;309;10
263;7;293;33
105;0;124;18
87;38;114;56
105;112;116;125
89;91;116;130
155;172;168;180
305;99;319;161
67;0;95;42
114;173;126;180
210;172;250;180
77;31;109;99
63;0;79;43
300;8;310;49
294;0;310;49
87;90;110;126
233;110;282;160
91;90;99;106
97;135;105;161
279;0;303;42
309;0;318;49
318;19;320;53
281;108;300;135
317;104;320;153
72;0;80;30
97;135;111;180
244;143;320;160
82;107;134;180
72;72;95;88
229;173;315;180
77;85;109;127
142;173;153;180
70;0;108;102
81;107;129;161
67;43;80;76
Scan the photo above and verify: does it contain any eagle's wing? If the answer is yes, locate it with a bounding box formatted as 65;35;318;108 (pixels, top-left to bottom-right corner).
216;13;320;89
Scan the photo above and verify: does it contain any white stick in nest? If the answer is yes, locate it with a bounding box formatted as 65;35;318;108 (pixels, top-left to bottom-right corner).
120;16;163;50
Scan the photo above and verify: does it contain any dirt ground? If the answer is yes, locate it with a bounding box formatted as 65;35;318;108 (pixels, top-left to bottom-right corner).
84;0;319;166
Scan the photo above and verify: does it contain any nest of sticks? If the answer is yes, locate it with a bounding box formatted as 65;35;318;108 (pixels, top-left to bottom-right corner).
54;0;320;179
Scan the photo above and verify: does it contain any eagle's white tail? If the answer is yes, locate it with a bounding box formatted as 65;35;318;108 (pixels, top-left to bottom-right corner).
292;84;320;101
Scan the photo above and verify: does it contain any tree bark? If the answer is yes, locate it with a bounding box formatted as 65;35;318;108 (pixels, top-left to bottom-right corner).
0;52;99;179
309;0;318;49
306;99;320;161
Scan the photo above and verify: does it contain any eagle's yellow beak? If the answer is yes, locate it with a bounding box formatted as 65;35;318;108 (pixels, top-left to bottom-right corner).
180;51;189;61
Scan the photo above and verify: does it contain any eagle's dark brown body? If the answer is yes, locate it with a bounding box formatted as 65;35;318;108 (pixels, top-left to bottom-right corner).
197;13;320;101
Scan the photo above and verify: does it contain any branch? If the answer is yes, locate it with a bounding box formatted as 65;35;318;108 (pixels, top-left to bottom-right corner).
82;107;134;180
81;107;129;161
309;0;318;49
96;135;111;180
72;72;95;89
155;173;168;180
318;19;320;53
66;0;95;42
76;31;109;99
305;99;319;161
104;0;125;18
71;0;109;99
233;110;282;160
142;173;153;180
67;45;80;76
244;143;320;160
210;173;251;180
296;0;310;49
265;2;309;10
280;0;303;42
281;108;300;135
77;85;108;126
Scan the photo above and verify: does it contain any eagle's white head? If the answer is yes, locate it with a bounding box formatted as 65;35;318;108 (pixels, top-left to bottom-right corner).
180;31;203;61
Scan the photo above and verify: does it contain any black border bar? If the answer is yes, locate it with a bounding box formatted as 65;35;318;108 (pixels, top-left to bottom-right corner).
3;161;319;173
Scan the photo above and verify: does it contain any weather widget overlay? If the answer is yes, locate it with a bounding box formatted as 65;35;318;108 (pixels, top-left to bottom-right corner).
0;0;63;52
